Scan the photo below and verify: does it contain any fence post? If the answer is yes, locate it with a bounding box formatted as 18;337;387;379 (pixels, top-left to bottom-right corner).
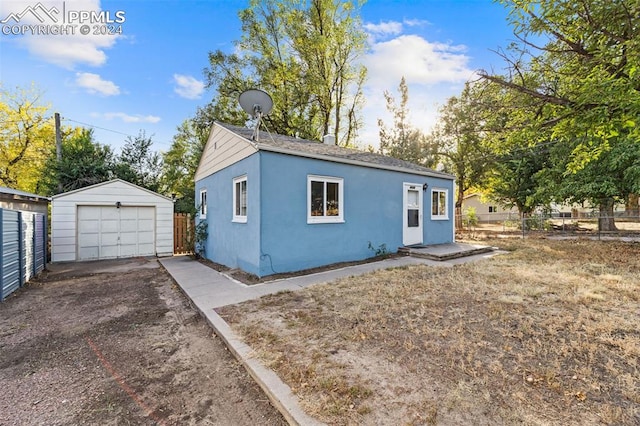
43;214;48;266
187;213;192;252
0;209;4;301
521;214;525;239
598;212;601;240
18;211;24;288
32;214;36;278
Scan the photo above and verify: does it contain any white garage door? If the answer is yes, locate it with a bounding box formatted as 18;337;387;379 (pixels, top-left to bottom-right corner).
77;206;155;260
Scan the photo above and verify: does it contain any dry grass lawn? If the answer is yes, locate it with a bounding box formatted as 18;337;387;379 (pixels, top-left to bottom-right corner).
217;239;639;425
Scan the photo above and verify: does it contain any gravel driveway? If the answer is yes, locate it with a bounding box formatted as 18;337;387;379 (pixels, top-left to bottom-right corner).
0;257;286;425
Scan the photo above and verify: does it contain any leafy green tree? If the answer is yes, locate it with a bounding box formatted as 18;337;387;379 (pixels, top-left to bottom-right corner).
481;0;640;154
203;0;367;145
162;119;208;214
479;0;640;229
114;131;162;192
486;143;552;216
431;82;493;227
41;129;114;194
0;85;54;193
472;75;560;216
540;136;640;230
377;77;435;167
286;0;367;144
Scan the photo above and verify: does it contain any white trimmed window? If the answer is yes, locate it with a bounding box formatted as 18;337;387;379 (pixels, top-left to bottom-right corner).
431;188;448;220
233;176;247;223
199;189;207;219
308;175;344;224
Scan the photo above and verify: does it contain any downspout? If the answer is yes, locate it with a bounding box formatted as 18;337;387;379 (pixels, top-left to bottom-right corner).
258;151;278;277
259;150;264;276
452;178;457;243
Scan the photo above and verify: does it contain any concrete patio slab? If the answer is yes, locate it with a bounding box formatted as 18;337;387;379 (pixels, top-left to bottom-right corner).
398;242;494;261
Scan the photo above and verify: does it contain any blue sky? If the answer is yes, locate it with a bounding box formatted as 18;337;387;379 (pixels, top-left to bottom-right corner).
0;0;514;153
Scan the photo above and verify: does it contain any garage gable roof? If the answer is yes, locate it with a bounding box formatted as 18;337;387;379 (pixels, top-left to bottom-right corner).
51;179;172;201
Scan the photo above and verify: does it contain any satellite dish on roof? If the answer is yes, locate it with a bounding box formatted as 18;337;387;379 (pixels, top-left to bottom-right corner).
239;89;273;141
239;89;273;118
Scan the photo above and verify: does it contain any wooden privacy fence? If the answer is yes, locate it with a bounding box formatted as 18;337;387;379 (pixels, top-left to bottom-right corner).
174;213;194;254
0;209;47;301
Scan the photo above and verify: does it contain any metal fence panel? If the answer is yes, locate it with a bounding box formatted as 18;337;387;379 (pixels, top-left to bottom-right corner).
457;212;640;239
1;209;22;301
0;209;47;301
33;213;46;276
23;211;35;282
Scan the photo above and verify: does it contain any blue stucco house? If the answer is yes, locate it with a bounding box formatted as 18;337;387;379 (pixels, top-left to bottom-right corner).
194;122;455;277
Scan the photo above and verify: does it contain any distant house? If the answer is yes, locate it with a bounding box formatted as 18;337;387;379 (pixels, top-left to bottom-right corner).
462;193;630;220
462;193;518;221
194;122;456;277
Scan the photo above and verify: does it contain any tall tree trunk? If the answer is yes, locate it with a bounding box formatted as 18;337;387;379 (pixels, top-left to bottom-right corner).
625;193;639;216
598;198;617;231
455;184;464;230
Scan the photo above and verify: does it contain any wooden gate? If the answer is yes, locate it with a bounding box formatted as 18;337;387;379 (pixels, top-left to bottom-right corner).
173;213;193;254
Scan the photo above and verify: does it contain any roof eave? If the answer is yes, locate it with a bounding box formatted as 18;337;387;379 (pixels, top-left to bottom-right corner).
255;144;455;180
218;122;259;150
0;193;50;203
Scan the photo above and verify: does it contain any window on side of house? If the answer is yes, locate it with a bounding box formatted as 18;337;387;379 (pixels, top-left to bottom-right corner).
199;189;207;219
308;175;344;224
431;188;448;220
489;206;497;213
233;176;247;223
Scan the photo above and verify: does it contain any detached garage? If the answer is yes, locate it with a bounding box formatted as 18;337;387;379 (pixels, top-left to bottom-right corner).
51;179;174;262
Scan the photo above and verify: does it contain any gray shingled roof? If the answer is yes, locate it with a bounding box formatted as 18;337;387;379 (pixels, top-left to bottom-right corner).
218;123;454;180
0;186;50;202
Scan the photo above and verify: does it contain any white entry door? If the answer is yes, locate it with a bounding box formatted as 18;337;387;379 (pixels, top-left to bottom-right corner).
403;183;423;246
77;206;155;260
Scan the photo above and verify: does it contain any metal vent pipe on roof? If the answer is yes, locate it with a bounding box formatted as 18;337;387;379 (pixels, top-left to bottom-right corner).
322;134;336;145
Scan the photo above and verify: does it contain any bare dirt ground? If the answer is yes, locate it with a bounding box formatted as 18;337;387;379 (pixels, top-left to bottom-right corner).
0;257;286;426
219;238;639;425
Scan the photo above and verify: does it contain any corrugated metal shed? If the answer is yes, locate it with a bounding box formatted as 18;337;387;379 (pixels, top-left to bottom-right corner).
0;209;47;301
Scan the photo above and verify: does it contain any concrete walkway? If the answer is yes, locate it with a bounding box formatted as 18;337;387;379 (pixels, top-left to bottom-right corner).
159;251;499;425
161;255;453;309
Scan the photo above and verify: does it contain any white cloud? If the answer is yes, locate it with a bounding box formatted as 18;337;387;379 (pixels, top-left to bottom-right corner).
364;35;473;86
23;33;119;69
75;72;120;95
1;0;122;69
403;18;430;27
103;112;161;123
358;34;475;148
363;21;403;38
173;74;205;100
363;19;431;43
